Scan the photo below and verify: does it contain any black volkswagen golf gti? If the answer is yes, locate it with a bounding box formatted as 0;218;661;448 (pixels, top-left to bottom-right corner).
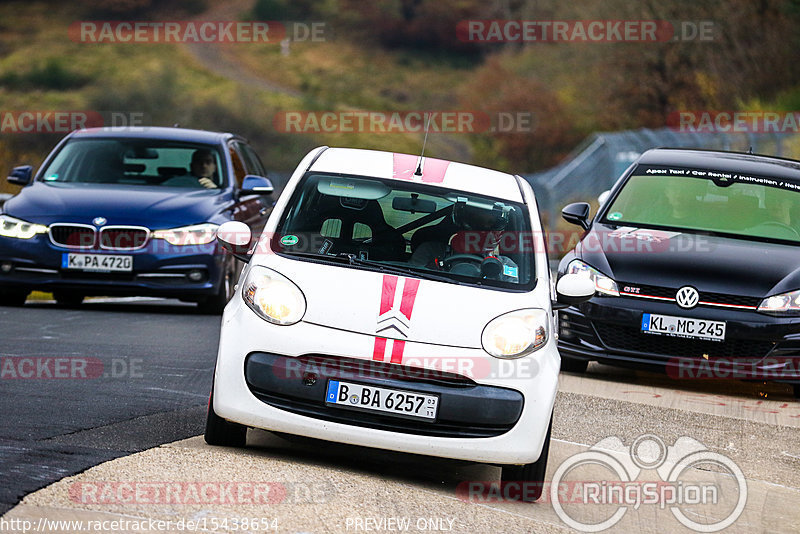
558;148;800;396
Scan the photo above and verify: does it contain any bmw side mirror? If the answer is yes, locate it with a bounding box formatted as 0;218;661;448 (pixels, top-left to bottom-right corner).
553;274;595;310
217;221;252;262
561;202;591;230
7;165;33;186
240;175;274;196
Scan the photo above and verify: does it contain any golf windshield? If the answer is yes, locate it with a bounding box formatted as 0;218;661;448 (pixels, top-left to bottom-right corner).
603;166;800;243
272;173;536;290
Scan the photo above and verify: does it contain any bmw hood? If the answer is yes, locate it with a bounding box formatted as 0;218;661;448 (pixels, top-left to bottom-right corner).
4;182;228;228
261;256;547;349
576;224;800;297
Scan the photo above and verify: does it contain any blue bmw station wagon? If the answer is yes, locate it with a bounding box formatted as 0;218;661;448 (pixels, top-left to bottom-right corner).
0;127;274;312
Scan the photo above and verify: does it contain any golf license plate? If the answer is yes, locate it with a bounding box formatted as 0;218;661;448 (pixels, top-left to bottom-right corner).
62;253;133;272
326;380;438;421
641;313;725;341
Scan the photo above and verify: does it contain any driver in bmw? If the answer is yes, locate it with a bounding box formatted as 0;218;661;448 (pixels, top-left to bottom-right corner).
410;201;519;282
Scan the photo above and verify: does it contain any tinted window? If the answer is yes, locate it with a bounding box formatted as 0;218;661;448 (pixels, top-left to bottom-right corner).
40;139;226;188
605;166;800;243
272;173;535;290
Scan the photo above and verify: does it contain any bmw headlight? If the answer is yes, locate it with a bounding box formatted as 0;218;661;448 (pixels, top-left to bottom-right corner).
758;289;800;316
152;223;219;245
242;266;306;325
566;259;619;297
0;214;48;239
482;309;549;359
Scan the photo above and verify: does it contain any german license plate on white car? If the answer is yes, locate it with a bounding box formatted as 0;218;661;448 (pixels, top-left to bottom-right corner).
325;380;438;421
62;253;133;272
641;313;725;341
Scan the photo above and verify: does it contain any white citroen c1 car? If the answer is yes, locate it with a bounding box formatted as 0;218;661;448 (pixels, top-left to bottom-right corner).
206;147;592;501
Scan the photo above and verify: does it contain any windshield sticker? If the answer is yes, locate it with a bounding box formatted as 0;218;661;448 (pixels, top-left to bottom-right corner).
329;180;355;190
609;227;681;242
608;211;623;221
280;235;299;246
503;265;519;279
44;174;58;181
639;165;800;192
318;238;334;255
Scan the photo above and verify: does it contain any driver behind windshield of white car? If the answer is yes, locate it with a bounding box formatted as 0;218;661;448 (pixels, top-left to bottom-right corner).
162;149;219;189
410;200;519;282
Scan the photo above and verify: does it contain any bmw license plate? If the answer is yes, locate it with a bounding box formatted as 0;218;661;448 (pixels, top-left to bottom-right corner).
325;380;438;421
641;313;725;341
62;253;133;272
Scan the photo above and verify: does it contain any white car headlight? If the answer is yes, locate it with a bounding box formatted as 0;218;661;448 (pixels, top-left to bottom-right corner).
242;266;306;325
152;223;219;245
482;308;549;359
758;289;800;316
566;259;619;297
0;214;48;239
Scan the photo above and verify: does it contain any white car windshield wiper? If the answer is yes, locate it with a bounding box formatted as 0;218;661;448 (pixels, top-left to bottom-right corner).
335;253;462;285
278;250;459;284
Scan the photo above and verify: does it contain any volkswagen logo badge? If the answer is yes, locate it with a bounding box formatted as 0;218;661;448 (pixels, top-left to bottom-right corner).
675;286;699;309
93;217;107;226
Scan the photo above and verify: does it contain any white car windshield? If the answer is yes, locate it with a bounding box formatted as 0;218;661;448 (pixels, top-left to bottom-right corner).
272;172;536;290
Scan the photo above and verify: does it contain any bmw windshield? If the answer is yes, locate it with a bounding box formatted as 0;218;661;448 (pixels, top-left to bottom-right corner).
603;165;800;244
271;173;536;290
38;138;227;188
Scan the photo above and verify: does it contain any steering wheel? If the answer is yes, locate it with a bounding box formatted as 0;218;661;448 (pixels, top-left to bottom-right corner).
749;221;800;239
442;254;485;269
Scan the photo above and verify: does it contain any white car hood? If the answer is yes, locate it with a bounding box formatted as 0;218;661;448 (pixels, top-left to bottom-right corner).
261;256;544;349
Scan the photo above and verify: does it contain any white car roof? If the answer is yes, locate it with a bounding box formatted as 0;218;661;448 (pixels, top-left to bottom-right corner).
307;147;525;203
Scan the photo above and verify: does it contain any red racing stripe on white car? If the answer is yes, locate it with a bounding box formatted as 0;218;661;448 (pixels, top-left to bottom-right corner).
373;337;388;361
375;275;421;365
392;153;450;184
417;157;449;183
392;153;418;181
390;340;406;364
379;275;398;315
399;278;420;320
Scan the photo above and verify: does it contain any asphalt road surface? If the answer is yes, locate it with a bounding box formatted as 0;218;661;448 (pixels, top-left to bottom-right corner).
2;298;800;532
0;298;219;515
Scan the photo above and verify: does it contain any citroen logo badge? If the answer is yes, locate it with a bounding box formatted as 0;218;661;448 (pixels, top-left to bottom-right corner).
93;217;107;226
675;286;699;309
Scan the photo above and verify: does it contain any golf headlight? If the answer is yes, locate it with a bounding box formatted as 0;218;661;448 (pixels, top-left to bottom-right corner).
0;214;48;239
482;309;549;359
566;259;619;296
242;266;306;325
758;289;800;316
152;223;219;245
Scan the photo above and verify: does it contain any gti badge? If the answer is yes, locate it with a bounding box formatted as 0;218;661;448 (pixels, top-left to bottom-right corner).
675;286;699;309
92;217;107;226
